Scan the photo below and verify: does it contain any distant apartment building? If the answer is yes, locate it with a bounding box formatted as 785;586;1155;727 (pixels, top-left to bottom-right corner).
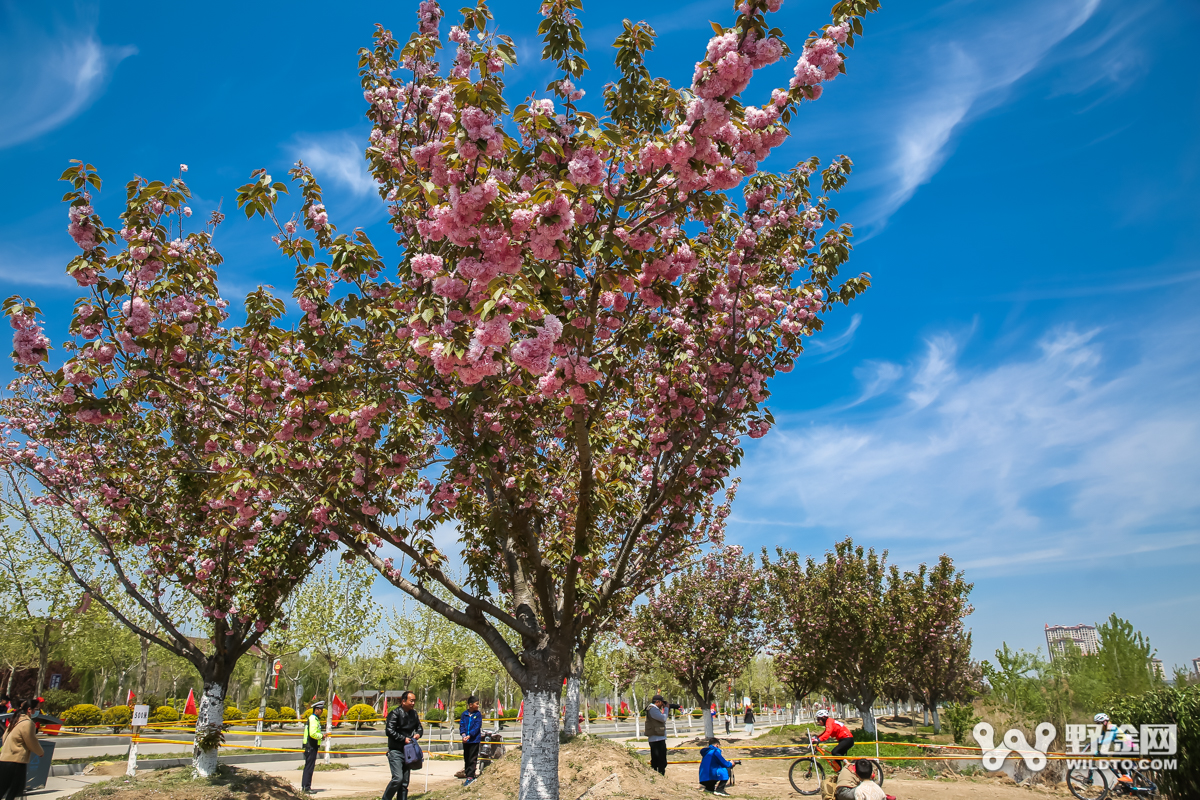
1045;623;1100;659
1150;658;1165;679
1193;657;1200;677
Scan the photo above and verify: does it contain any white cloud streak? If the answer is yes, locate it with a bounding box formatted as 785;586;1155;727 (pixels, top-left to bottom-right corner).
0;9;135;149
860;0;1102;228
735;309;1200;577
292;134;376;197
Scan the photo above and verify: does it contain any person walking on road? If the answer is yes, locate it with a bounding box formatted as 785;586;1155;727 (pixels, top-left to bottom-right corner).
724;710;732;734
0;699;44;800
743;705;755;737
459;695;483;785
300;700;325;794
383;690;423;800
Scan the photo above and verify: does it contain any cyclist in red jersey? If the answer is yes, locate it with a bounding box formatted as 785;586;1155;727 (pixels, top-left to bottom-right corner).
812;710;855;771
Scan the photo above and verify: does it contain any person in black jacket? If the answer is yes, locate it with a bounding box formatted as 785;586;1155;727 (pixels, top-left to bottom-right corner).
383;691;423;800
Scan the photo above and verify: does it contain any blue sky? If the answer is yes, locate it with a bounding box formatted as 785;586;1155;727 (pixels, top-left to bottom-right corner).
2;0;1198;673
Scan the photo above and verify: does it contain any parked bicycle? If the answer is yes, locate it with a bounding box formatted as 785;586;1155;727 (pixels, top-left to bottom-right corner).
788;736;885;795
1067;763;1158;800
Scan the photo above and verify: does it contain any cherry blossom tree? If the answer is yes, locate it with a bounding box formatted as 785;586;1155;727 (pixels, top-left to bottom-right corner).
271;2;876;794
1;165;335;775
899;556;975;732
761;547;827;722
763;539;899;735
5;0;881;792
624;546;763;738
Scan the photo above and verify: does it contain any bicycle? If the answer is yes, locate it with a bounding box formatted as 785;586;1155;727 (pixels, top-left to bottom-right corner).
788;736;885;795
1066;762;1158;800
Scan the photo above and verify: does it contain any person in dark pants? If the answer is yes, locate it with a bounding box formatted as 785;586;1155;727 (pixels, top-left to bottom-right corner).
812;709;855;772
300;700;325;794
0;699;44;800
459;695;483;785
699;738;739;796
383;691;423;800
645;694;678;776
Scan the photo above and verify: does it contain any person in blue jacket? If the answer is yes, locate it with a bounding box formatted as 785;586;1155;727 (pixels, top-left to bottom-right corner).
699;737;739;796
459;695;484;785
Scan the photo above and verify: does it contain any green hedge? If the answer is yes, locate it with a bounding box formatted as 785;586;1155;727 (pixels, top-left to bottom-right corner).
102;705;132;732
149;705;180;724
61;704;103;729
1110;684;1198;800
425;709;447;723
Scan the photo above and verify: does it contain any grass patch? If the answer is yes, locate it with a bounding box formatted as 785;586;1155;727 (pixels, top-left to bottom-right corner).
295;762;349;771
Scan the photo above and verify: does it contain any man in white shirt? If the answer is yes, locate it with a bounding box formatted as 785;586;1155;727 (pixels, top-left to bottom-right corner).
829;759;886;800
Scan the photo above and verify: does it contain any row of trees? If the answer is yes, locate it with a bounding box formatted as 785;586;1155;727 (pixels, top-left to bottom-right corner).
0;511;538;720
624;538;977;738
2;0;884;795
983;613;1174;734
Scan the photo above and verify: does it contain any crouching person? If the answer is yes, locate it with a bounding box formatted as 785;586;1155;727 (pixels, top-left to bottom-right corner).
699;738;739;796
832;759;887;800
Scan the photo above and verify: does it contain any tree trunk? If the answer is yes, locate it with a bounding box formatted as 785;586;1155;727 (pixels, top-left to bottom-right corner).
35;629;50;698
858;701;877;737
562;653;583;736
519;687;561;800
931;705;941;735
563;675;581;736
95;667;108;705
701;695;714;739
137;637;150;700
5;665;15;697
323;664;335;765
193;681;225;777
255;658;270;748
923;705;929;726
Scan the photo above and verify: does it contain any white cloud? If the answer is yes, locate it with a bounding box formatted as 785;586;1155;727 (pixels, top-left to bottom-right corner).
735;311;1200;577
859;0;1102;228
0;9;136;149
292;134;376;197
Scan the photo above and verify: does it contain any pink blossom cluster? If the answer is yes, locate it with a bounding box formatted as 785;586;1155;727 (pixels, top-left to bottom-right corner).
567;147;605;186
509;314;563;376
692;30;783;101
10;313;49;366
67;202;99;251
789;23;849;98
416;0;443;35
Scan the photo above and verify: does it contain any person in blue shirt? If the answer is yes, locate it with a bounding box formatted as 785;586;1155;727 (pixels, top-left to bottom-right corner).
459;696;484;785
699;737;739;796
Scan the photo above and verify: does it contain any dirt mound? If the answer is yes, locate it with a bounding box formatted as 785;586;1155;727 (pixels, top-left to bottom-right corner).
68;765;303;800
425;736;701;800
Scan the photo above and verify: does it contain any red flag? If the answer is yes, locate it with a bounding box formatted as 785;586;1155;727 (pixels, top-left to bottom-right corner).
184;689;197;717
605;703;612;719
126;690;135;706
331;694;348;726
382;696;389;717
497;700;504;717
517;701;524;720
436;697;444;711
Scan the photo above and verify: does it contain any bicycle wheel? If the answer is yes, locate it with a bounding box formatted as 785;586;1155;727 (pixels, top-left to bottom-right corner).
1067;766;1109;800
788;757;825;795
